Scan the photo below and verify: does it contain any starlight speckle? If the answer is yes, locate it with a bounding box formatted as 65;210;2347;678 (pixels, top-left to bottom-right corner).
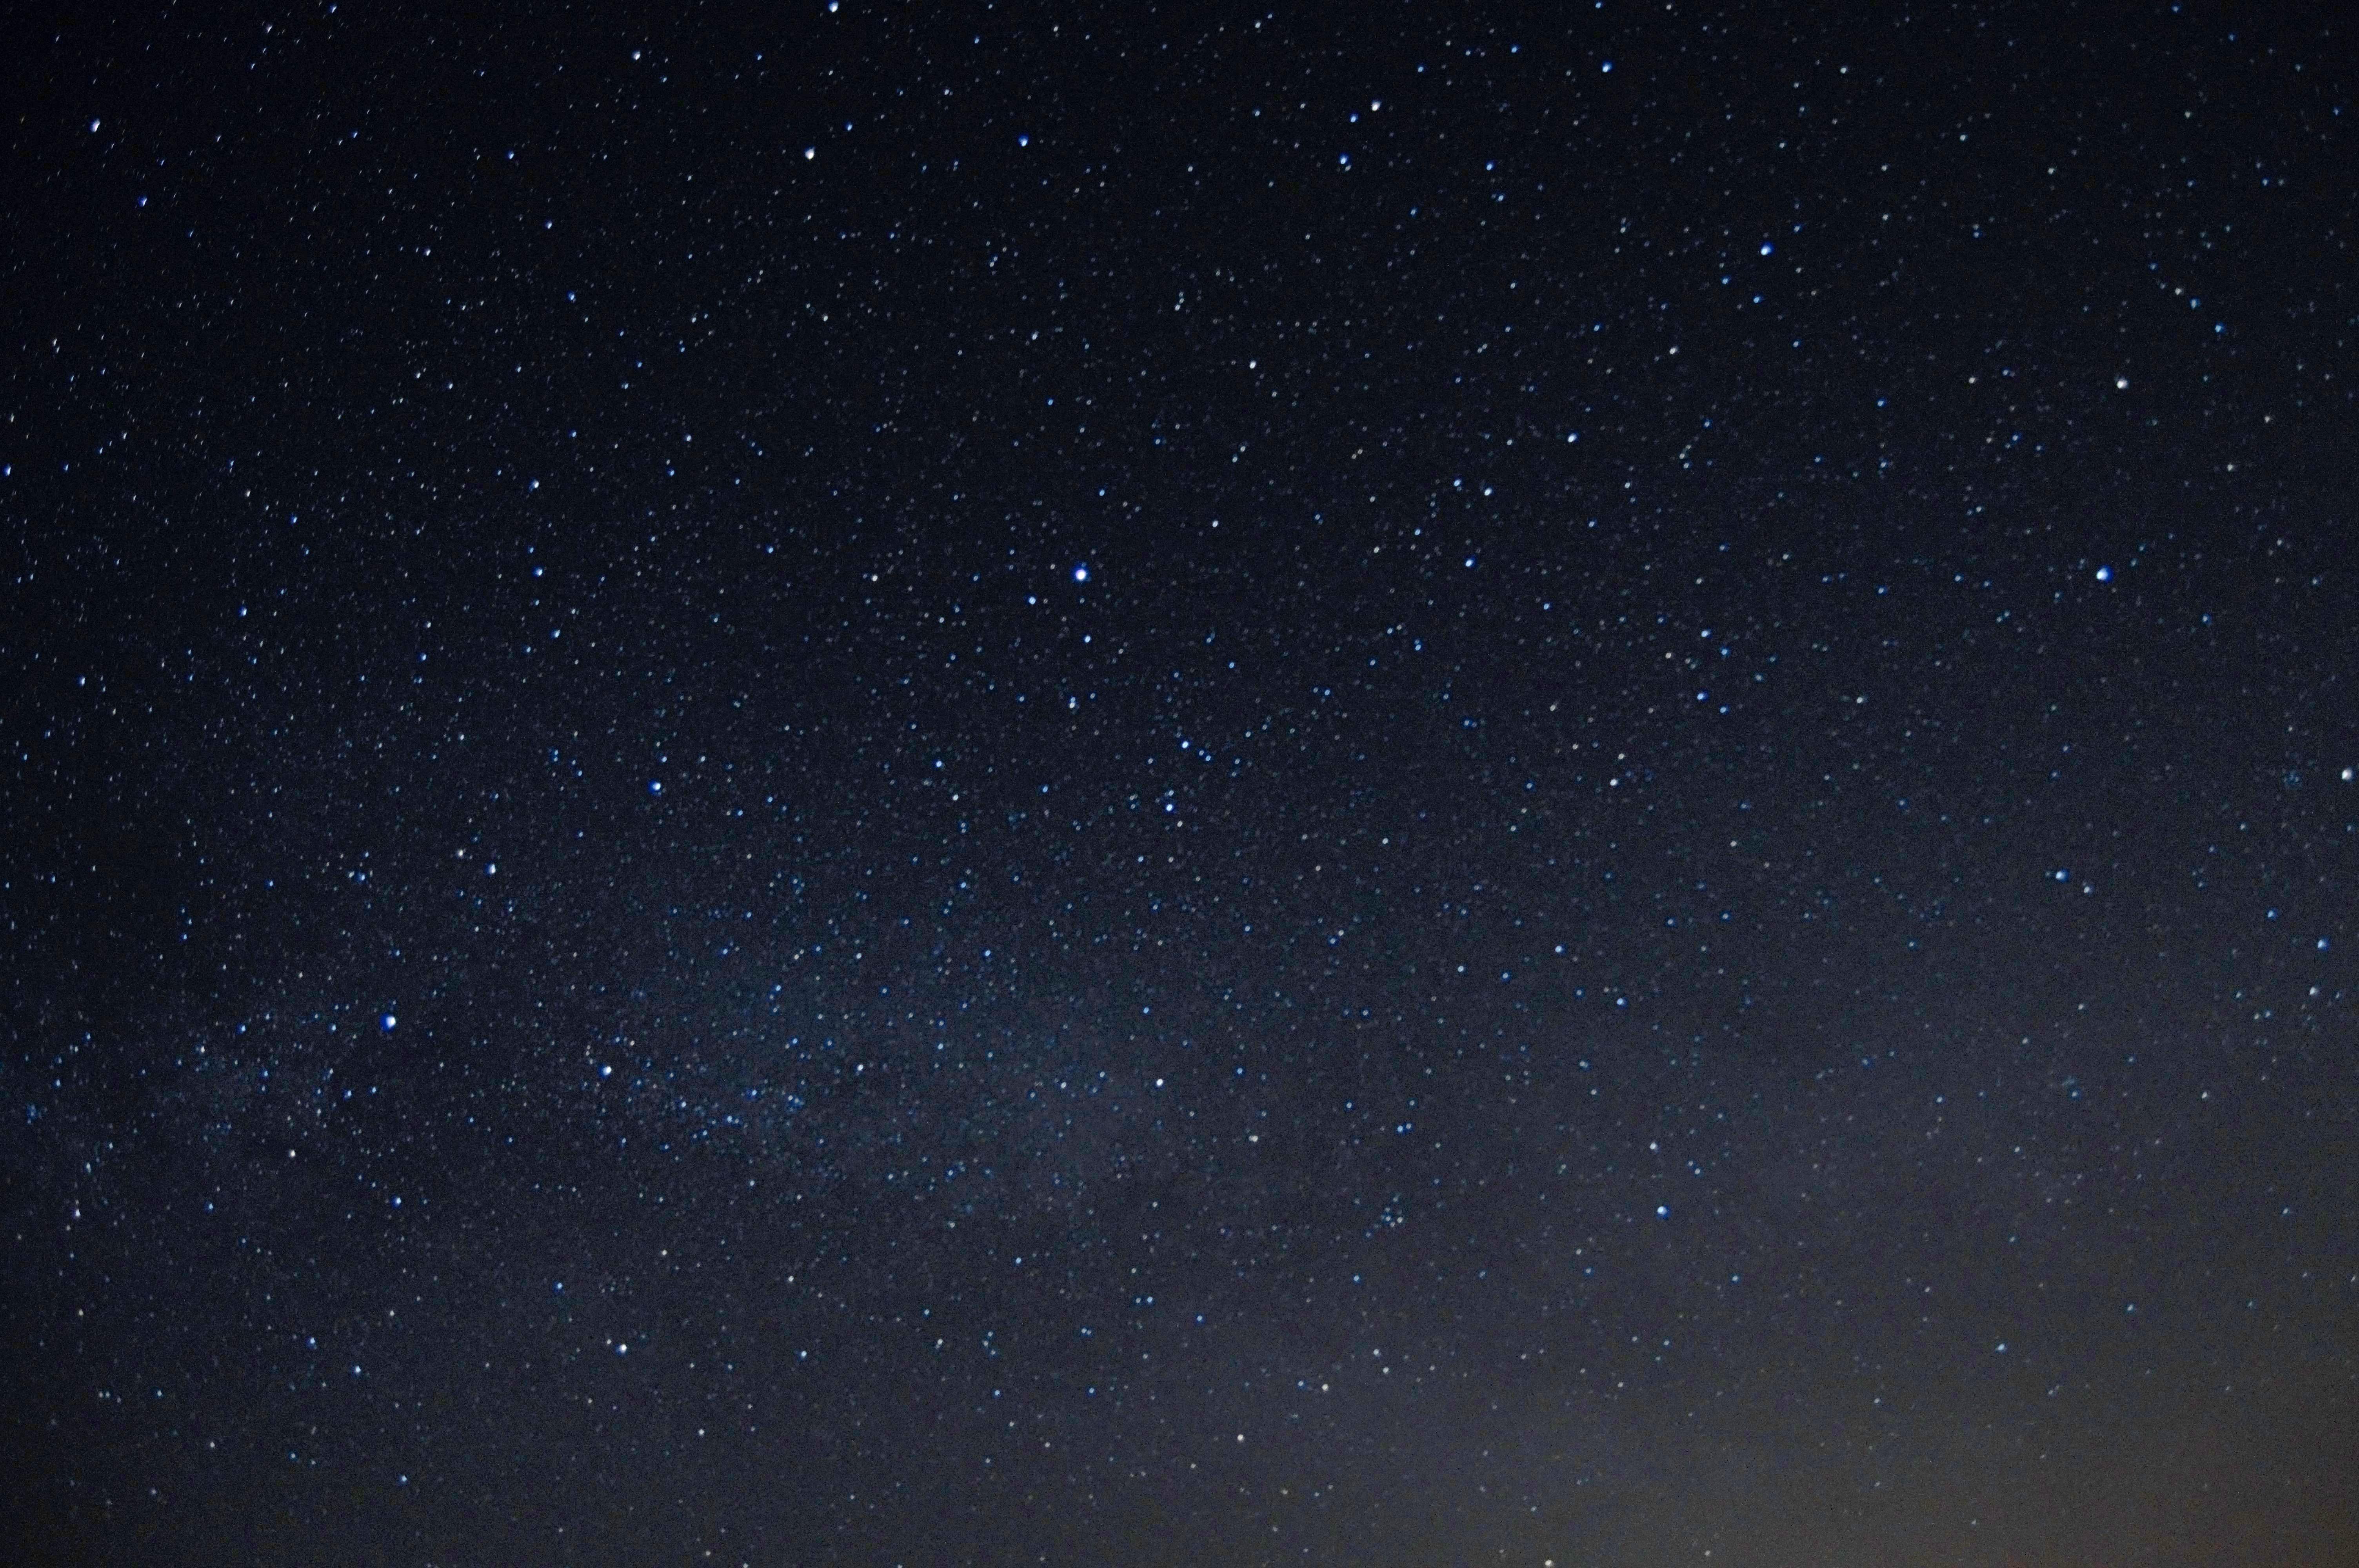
9;10;2343;1568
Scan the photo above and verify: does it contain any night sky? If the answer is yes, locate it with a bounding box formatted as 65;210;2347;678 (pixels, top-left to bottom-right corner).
6;2;2357;1564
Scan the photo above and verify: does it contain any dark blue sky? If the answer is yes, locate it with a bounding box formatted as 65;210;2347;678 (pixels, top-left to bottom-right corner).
5;2;2354;1563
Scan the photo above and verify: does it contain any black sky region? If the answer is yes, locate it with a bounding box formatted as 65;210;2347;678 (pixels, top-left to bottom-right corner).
5;2;2357;1564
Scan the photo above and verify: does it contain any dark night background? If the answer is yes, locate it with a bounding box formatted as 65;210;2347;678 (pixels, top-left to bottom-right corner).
5;1;2356;1563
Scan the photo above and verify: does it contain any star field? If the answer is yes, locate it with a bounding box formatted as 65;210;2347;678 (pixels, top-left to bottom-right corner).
4;2;2356;1564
